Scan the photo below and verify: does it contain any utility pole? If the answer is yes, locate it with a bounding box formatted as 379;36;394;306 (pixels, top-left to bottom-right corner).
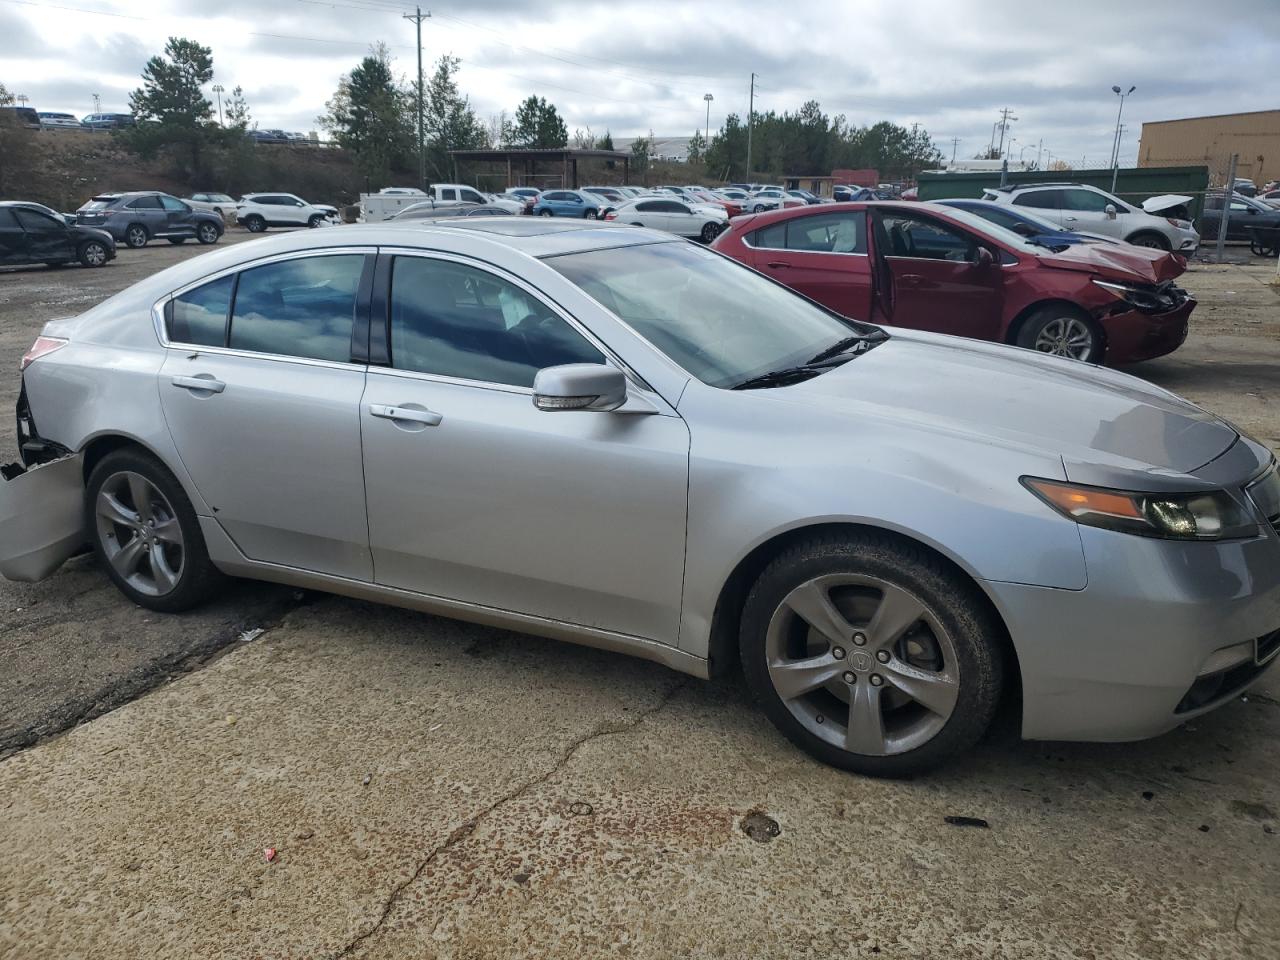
703;92;713;157
746;72;755;181
995;107;1016;158
1109;84;1135;193
950;137;960;164
212;84;224;126
1215;153;1238;264
92;93;101;113
404;6;430;189
1036;137;1043;168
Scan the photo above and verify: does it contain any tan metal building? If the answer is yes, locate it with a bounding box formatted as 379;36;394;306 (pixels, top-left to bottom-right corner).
1138;109;1279;187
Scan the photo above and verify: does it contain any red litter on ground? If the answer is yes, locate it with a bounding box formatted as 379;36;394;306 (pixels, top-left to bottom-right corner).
263;847;277;862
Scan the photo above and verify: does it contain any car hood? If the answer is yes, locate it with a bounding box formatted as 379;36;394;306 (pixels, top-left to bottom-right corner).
773;332;1236;477
1035;242;1186;283
1142;194;1193;214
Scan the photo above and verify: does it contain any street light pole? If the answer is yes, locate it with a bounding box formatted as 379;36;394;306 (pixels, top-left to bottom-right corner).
1109;84;1135;193
212;84;224;126
703;93;713;155
746;73;756;180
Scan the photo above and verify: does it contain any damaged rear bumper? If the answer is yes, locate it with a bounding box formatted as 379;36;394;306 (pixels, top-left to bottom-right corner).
0;453;86;581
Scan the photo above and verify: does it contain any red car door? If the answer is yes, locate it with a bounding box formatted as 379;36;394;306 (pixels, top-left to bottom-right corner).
870;208;1004;341
747;210;875;321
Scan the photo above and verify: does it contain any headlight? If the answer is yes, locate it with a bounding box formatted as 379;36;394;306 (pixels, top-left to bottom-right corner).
1165;217;1192;229
1022;477;1259;541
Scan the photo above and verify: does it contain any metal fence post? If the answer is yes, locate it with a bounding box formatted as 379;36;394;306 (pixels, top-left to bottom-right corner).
1215;153;1237;264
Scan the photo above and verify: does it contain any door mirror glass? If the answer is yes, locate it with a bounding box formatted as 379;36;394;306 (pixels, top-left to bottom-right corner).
533;364;627;412
1105;203;1117;220
973;246;995;267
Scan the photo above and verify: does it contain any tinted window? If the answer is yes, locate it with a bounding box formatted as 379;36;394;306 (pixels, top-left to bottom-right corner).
13;208;61;231
1204;195;1224;211
785;212;865;253
128;195;163;210
635;201;660;212
0;208;18;228
389;257;604;388
460;189;485;204
1012;189;1062;210
170;275;234;346
440;189;458;200
751;221;788;248
159;196;188;212
1061;189;1114;212
879;213;974;261
229;255;364;362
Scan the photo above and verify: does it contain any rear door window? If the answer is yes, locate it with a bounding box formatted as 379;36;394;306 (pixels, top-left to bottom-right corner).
229;255;365;362
1061;189;1114;212
127;196;163;210
169;275;234;347
1012;189;1062;210
160;196;188;212
784;212;866;253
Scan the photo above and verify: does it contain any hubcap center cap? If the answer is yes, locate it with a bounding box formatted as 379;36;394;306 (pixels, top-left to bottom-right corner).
849;650;875;673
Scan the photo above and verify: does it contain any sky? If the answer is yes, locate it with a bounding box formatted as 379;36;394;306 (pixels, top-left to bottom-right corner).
3;0;1279;170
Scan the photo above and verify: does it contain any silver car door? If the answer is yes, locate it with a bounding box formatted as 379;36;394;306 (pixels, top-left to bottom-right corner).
157;251;374;580
360;252;690;644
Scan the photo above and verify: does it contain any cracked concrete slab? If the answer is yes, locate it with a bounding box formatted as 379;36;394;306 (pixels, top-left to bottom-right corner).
2;599;1278;960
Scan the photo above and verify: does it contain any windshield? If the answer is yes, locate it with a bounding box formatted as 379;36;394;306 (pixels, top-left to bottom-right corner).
929;205;1049;254
545;241;880;388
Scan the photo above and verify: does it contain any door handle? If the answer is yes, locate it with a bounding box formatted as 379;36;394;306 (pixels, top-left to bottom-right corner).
765;260;791;269
171;375;225;394
1064;216;1079;222
899;274;924;286
369;403;443;426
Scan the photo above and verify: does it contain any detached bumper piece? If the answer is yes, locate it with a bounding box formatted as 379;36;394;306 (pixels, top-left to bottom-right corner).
0;453;86;582
1177;628;1280;714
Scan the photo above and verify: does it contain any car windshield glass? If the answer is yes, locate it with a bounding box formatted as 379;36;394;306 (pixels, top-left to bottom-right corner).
928;206;1044;254
545;241;882;389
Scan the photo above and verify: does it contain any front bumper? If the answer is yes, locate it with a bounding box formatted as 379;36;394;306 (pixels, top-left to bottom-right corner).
1100;296;1194;364
987;486;1280;742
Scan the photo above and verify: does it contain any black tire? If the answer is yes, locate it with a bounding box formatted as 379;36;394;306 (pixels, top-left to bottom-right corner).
584;209;598;220
629;222;645;227
1126;231;1170;251
196;222;220;245
124;223;149;248
307;213;324;228
753;204;766;213
86;448;224;613
168;237;186;245
1014;304;1104;363
78;240;109;267
539;209;554;217
740;532;1004;777
700;221;720;243
243;215;267;233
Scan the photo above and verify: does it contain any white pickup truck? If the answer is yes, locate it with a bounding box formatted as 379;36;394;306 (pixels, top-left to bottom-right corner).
360;185;523;221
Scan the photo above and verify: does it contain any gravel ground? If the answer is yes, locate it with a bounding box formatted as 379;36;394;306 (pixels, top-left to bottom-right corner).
0;236;1277;959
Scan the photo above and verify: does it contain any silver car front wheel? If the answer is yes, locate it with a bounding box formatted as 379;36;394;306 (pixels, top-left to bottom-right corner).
741;533;1003;776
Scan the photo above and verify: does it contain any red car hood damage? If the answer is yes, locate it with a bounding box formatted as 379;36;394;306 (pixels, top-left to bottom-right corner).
1038;244;1186;284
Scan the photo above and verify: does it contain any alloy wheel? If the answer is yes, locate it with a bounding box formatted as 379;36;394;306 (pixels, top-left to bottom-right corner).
83;243;106;265
94;471;185;597
1033;316;1095;360
126;226;147;247
198;224;218;244
764;573;960;756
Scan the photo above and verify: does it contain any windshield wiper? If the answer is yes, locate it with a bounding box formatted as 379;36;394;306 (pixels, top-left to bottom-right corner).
732;333;886;391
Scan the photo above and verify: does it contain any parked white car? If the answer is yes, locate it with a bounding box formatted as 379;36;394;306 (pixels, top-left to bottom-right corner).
428;184;524;214
37;112;82;129
606;197;728;241
185;193;239;224
236;193;339;232
982;183;1199;253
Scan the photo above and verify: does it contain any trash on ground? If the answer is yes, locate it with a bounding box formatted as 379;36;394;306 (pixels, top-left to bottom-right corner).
740;810;781;843
944;815;990;829
239;627;265;643
263;847;277;862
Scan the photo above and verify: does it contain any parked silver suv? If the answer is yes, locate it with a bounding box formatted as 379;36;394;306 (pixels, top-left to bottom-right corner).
983;182;1199;253
75;192;224;248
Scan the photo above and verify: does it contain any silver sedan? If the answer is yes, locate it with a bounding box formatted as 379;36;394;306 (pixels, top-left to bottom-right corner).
3;219;1278;775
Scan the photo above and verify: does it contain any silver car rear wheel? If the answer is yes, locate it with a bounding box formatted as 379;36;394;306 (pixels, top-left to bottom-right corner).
765;573;960;757
94;471;185;597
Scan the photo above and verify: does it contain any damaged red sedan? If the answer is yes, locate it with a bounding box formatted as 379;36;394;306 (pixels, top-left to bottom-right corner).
712;201;1194;364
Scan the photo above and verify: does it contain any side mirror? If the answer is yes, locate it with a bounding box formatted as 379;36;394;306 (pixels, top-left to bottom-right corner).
533;364;627;412
973;246;995;267
1012;222;1036;237
1105;204;1117;220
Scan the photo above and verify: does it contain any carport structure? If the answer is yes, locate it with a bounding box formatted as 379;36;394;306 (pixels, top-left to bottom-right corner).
449;148;631;192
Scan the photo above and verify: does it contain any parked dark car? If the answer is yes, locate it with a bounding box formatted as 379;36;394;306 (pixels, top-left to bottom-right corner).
9;201;77;227
0;201;115;268
0;105;40;129
938;198;1112;249
1198;191;1280;242
81;113;136;130
75;192;224;248
713;201;1193;365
